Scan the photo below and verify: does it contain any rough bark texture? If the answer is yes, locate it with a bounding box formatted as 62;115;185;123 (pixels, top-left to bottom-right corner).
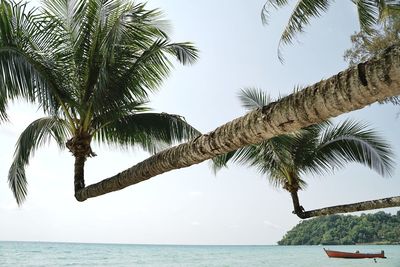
75;45;400;202
298;196;400;219
74;156;86;194
66;133;95;197
290;191;306;218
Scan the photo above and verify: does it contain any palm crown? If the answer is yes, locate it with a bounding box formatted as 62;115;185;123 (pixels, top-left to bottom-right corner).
213;88;394;217
0;0;200;204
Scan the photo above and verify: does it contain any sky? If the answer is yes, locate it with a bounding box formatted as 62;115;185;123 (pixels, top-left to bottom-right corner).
1;0;400;245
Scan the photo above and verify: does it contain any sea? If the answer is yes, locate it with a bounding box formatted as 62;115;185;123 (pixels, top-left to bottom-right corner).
0;241;399;267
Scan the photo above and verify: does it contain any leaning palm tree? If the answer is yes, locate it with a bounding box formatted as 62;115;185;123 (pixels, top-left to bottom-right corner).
261;0;400;61
1;0;200;205
212;88;394;218
72;45;400;203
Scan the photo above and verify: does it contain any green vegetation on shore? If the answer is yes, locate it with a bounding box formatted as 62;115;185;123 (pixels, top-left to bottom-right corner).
278;211;400;245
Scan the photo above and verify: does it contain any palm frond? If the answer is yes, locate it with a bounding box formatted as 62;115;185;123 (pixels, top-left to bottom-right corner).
92;39;181;113
89;1;198;111
210;130;298;188
382;95;400;105
71;1;188;106
353;0;379;35
351;0;400;30
166;42;199;65
303;119;394;177
8;116;69;205
211;145;263;175
94;112;201;154
239;87;272;111
71;0;99;75
291;121;331;167
210;150;237;174
261;0;290;25
92;100;150;128
0;1;38;103
1;3;116;119
41;0;85;36
255;136;298;185
277;0;332;61
8;161;27;206
0;48;55;111
0;0;77;114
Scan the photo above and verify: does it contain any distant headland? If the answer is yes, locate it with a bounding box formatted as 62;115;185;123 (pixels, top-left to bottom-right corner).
278;211;400;245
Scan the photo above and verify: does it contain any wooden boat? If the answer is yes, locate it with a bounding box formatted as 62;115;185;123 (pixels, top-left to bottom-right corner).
324;248;386;259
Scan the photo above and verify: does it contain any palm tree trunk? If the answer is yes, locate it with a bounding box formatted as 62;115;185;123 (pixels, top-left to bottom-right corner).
66;133;93;199
299;196;400;219
74;156;86;196
290;190;307;219
75;44;400;202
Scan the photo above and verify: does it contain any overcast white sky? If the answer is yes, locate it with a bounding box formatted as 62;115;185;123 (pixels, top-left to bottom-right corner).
1;0;399;245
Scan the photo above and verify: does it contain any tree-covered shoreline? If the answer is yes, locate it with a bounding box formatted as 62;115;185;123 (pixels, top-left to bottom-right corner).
278;211;400;245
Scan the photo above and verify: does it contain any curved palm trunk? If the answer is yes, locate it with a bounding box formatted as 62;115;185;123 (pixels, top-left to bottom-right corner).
299;196;400;219
289;193;400;219
285;190;400;219
290;190;307;219
76;45;400;202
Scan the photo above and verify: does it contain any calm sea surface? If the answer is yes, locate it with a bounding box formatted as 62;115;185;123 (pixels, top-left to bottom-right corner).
0;241;399;267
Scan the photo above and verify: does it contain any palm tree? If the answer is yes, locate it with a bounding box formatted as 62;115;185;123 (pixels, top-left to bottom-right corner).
212;88;394;218
1;0;200;205
4;1;399;208
72;45;400;206
261;0;400;61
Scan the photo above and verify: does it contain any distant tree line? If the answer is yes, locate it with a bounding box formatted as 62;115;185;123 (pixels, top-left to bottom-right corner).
278;211;400;245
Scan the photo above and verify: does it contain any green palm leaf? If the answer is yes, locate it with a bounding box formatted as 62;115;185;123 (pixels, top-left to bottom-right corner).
304;119;394;177
239;87;272;110
41;0;85;36
0;0;77;115
166;42;199;65
8;117;69;205
354;0;379;35
261;0;289;25
95;112;200;154
262;0;332;61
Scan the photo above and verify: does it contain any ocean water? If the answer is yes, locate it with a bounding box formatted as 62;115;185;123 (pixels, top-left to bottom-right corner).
0;242;399;267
